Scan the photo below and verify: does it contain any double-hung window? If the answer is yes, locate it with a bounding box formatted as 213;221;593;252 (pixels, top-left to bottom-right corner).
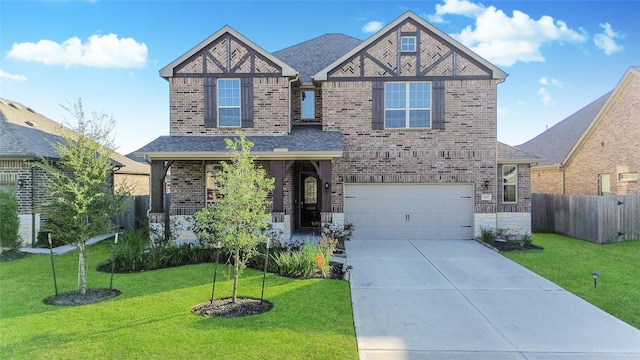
503;165;517;203
217;79;241;127
384;82;431;129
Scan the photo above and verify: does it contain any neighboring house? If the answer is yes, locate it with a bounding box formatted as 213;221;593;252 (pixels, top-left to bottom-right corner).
135;11;537;241
518;67;639;195
0;98;150;246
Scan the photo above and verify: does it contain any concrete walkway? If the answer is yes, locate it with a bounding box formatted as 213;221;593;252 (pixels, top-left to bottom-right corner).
20;233;117;255
346;239;640;359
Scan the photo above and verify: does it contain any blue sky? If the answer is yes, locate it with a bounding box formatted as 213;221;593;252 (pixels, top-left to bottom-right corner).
1;0;638;154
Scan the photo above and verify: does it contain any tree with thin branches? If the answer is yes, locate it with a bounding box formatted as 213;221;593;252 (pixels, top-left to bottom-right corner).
40;99;130;294
193;131;274;303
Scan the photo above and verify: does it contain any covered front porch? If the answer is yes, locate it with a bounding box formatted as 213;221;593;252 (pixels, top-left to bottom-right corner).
133;126;343;241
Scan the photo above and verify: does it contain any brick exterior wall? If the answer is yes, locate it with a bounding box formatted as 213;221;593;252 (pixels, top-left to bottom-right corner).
322;80;498;213
563;74;640;195
531;168;564;194
169;77;290;136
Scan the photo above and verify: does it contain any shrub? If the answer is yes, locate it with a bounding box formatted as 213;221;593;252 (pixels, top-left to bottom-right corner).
269;237;337;279
0;190;21;250
480;226;497;245
321;222;354;248
111;228;148;272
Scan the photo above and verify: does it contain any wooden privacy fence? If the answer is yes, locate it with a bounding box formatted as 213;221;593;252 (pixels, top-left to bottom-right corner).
532;193;640;244
113;195;150;231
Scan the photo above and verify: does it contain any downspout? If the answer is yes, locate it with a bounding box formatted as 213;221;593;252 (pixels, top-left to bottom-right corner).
288;75;299;133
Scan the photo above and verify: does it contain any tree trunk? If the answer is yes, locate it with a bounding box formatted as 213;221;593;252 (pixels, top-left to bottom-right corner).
232;247;239;303
78;242;87;295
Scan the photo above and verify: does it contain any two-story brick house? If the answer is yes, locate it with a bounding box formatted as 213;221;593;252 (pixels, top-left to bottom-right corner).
135;12;535;241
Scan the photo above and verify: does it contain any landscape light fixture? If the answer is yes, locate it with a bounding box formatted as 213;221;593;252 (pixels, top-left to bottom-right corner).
592;271;600;288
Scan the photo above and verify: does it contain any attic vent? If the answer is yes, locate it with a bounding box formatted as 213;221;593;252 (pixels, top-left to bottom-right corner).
25;121;36;127
9;102;21;110
26;107;36;114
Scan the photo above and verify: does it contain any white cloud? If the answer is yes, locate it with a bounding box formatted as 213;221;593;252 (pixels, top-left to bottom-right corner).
429;0;587;67
362;21;383;33
0;69;27;81
594;22;624;55
539;76;562;87
517;100;525;105
427;0;485;23
537;87;554;106
7;33;148;68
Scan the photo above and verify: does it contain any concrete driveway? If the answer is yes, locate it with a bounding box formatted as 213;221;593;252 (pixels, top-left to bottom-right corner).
345;239;640;359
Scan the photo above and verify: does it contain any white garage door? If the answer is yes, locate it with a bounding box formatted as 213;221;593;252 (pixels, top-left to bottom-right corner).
344;184;474;240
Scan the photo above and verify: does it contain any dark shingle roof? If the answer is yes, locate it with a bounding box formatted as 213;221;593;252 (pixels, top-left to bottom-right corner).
0;107;63;159
516;92;612;166
0;98;148;174
497;141;541;163
273;34;363;83
134;126;342;156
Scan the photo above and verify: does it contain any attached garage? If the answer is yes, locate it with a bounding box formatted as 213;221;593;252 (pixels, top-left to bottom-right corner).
344;183;474;240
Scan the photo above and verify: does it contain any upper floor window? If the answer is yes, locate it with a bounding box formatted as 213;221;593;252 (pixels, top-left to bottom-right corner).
301;90;315;119
503;165;517;203
401;36;416;52
384;82;431;128
217;79;241;127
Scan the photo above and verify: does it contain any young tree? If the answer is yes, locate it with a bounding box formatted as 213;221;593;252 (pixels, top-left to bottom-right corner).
40;99;130;294
0;190;21;252
193;131;274;303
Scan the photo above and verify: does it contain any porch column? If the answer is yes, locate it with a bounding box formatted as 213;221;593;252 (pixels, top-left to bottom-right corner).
269;161;286;213
150;160;171;213
318;160;332;213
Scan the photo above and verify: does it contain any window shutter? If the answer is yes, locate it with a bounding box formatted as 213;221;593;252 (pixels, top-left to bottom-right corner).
204;78;217;128
372;81;384;130
241;78;254;128
432;80;445;130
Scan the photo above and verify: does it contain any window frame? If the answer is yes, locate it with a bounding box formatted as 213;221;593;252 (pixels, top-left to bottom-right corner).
301;90;315;120
384;81;432;129
619;172;638;181
400;36;416;52
502;164;517;203
217;78;241;128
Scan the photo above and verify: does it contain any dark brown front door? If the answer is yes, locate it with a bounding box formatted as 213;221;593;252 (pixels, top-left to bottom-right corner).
299;172;320;228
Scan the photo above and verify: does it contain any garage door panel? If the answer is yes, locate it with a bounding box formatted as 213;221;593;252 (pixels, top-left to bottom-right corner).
345;184;474;241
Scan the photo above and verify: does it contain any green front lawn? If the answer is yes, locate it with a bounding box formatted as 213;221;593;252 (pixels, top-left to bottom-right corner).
503;233;640;329
0;241;358;359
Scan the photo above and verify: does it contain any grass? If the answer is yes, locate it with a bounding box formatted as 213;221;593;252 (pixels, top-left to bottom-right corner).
503;233;640;330
0;241;358;359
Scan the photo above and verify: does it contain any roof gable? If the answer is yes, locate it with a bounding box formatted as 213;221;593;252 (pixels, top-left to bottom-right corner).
516;92;611;167
518;66;639;168
160;25;296;78
314;11;507;81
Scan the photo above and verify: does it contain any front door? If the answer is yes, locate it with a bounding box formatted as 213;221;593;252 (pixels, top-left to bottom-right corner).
299;172;320;228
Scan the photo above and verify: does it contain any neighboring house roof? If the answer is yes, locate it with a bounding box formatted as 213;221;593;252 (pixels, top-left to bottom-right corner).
497;142;541;164
273;34;363;84
0;98;149;175
134;126;342;160
314;11;508;81
517;66;639;168
159;25;297;79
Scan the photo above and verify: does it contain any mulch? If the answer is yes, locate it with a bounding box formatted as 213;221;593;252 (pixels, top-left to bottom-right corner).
191;298;273;317
43;288;122;306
